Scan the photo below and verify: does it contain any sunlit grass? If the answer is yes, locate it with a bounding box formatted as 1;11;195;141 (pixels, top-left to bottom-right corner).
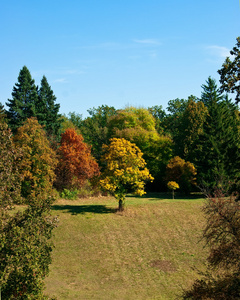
45;193;206;299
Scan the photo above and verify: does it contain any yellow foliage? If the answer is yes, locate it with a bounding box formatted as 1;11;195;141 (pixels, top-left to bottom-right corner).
167;181;179;190
100;138;153;203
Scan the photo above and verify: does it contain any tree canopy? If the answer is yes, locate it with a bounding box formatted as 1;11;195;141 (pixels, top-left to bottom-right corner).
100;138;153;211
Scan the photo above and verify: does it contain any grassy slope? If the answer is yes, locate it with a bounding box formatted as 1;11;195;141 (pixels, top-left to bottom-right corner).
45;194;207;300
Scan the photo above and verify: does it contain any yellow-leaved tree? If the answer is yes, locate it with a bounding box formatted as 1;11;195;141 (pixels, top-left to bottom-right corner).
100;138;153;211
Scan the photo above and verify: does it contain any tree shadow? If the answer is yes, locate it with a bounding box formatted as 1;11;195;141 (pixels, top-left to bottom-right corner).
51;205;117;215
126;192;204;201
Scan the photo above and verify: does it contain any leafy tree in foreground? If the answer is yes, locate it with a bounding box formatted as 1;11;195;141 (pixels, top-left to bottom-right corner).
100;138;153;211
182;191;240;299
14;118;57;203
6;66;38;133
218;36;240;104
55;128;100;191
0;119;57;299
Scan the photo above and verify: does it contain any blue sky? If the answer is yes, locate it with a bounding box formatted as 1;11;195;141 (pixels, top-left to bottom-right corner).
1;1;240;118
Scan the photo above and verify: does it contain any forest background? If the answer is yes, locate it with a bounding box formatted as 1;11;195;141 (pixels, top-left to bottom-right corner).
0;34;240;298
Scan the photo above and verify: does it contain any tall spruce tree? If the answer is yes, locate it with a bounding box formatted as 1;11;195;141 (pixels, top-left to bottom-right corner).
37;75;61;136
6;66;38;133
196;78;240;192
201;77;223;107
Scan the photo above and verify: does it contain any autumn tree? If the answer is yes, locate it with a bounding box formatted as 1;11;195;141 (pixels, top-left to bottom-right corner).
0;119;57;299
108;107;173;191
100;138;153;211
165;156;197;194
218;36;240;104
182;191;240;299
14;117;57;203
55;128;100;191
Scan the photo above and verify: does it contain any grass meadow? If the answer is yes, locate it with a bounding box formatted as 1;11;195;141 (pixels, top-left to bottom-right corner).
45;193;207;300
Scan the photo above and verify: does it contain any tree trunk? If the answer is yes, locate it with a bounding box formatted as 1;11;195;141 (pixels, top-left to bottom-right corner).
118;199;124;211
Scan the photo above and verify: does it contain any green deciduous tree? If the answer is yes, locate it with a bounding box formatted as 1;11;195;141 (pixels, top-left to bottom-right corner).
100;138;153;211
6;66;38;133
79;105;117;162
174;98;208;162
218;36;240;104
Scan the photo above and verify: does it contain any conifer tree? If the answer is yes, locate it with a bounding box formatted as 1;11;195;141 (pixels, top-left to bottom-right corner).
196;78;240;192
6;66;38;133
201;77;223;107
37;75;62;136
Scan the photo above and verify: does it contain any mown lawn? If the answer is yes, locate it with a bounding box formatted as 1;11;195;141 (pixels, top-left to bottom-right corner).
45;193;207;300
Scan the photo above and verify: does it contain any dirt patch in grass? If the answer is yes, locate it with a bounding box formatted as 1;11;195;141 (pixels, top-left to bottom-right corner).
150;260;177;272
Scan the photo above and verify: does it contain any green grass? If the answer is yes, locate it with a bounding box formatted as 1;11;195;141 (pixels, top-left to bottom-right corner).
45;193;207;300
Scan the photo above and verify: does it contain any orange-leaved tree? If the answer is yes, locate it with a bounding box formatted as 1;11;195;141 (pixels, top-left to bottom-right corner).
14;117;57;203
55;128;100;190
99;138;154;211
165;156;197;194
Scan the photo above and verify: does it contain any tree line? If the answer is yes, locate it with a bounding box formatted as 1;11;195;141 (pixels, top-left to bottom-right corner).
0;36;239;298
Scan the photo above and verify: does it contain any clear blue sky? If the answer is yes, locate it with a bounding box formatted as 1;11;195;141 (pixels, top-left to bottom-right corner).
1;1;240;118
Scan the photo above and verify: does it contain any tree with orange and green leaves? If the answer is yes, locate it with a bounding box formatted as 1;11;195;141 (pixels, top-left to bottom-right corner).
165;156;197;194
0;118;57;299
55;128;100;191
14;117;57;203
99;138;153;211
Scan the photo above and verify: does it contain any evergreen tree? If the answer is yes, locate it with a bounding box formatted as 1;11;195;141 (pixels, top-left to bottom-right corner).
6;66;38;133
196;78;240;192
37;75;62;136
201;77;223;107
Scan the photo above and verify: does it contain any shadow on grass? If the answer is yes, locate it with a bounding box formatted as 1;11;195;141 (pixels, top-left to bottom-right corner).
126;192;204;201
51;205;117;215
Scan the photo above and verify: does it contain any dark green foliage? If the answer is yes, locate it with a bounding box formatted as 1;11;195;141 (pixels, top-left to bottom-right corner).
37;76;62;136
0;200;57;299
79;105;117;161
162;97;192;140
218;36;240;104
182;192;240;299
201;76;224;107
6;66;38;133
173;98;208;162
148;105;167;135
6;67;61;139
196;80;240;192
